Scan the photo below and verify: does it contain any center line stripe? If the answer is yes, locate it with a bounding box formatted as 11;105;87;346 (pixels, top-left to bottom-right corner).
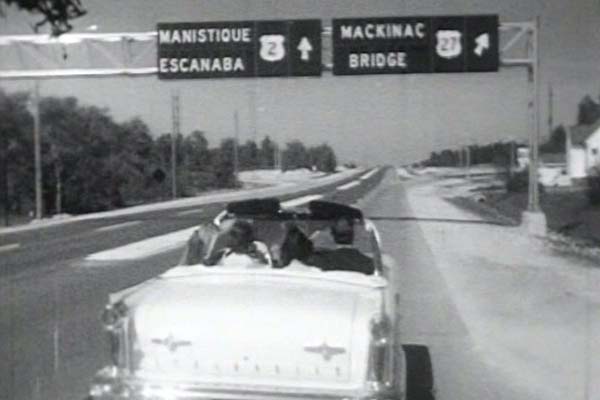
95;221;141;232
177;208;204;216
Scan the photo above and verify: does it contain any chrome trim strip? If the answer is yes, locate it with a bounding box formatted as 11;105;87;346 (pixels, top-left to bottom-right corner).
89;368;398;400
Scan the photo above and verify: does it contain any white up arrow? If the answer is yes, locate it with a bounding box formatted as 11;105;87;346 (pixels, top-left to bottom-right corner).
474;33;490;57
297;37;313;61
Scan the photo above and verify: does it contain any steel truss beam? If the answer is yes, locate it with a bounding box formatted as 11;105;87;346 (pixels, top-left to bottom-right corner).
0;32;158;79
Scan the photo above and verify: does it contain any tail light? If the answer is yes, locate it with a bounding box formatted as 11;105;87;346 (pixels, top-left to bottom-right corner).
101;301;128;331
101;301;128;367
367;314;393;390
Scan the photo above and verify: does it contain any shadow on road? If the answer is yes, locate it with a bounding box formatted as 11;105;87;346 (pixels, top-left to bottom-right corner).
369;216;513;227
403;344;436;400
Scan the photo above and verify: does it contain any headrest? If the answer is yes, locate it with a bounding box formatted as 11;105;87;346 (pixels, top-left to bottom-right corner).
308;200;363;220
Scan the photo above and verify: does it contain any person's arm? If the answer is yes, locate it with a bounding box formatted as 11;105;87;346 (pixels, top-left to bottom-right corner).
251;241;272;266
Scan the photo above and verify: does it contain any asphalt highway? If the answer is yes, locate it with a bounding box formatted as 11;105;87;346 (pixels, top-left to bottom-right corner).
0;169;384;400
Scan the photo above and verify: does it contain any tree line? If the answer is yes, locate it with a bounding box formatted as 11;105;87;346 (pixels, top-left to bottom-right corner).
0;89;337;223
424;142;518;168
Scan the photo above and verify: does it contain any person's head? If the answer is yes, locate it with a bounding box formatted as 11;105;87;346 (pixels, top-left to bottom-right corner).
330;216;355;245
226;220;255;253
280;225;314;267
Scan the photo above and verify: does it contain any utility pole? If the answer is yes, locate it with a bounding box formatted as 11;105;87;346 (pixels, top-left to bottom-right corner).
566;126;572;182
233;110;239;182
548;83;554;137
465;145;471;180
509;140;515;178
50;143;62;214
33;81;42;219
1;132;8;226
518;16;547;236
273;142;279;170
171;91;180;199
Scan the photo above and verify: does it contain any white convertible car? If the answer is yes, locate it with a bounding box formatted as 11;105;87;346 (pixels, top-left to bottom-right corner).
88;199;409;400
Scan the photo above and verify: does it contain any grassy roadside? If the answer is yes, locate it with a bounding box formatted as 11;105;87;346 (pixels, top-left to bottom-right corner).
447;177;600;260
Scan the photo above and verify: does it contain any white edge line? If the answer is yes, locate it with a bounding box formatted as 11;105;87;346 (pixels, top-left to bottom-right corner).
337;180;360;191
359;168;379;181
95;220;141;232
0;243;20;253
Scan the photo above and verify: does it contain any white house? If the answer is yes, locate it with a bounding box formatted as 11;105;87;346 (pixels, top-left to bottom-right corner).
568;119;600;179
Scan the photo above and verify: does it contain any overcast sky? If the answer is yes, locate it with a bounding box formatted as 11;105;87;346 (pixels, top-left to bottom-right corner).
1;0;599;165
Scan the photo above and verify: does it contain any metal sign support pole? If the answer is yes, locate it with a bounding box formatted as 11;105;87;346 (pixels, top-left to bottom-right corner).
527;16;540;212
500;18;546;235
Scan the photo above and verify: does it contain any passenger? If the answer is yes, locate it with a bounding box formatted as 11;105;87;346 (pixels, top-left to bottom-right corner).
311;216;375;275
218;219;271;268
178;222;224;266
279;225;318;271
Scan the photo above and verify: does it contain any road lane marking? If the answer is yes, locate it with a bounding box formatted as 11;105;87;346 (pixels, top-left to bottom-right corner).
281;194;323;208
336;180;359;191
86;227;197;261
359;168;379;180
95;220;141;232
0;243;20;253
177;208;204;216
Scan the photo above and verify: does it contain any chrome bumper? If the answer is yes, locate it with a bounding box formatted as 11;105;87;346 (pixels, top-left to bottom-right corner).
88;367;400;400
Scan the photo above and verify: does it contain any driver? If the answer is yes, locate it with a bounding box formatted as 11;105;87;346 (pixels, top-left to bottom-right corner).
310;216;374;275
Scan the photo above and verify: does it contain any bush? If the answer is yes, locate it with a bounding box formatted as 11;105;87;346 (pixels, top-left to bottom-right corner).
586;166;600;205
506;170;529;192
506;168;544;195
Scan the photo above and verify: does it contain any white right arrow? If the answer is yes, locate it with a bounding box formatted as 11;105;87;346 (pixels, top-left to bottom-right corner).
297;37;313;61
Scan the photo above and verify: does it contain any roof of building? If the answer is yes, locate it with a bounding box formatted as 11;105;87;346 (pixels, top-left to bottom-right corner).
570;119;600;146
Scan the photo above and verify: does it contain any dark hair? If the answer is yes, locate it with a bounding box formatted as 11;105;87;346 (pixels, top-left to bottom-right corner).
280;225;314;267
330;216;354;245
227;220;255;253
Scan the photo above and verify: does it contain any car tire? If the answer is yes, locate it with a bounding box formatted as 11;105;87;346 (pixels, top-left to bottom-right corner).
402;344;435;400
